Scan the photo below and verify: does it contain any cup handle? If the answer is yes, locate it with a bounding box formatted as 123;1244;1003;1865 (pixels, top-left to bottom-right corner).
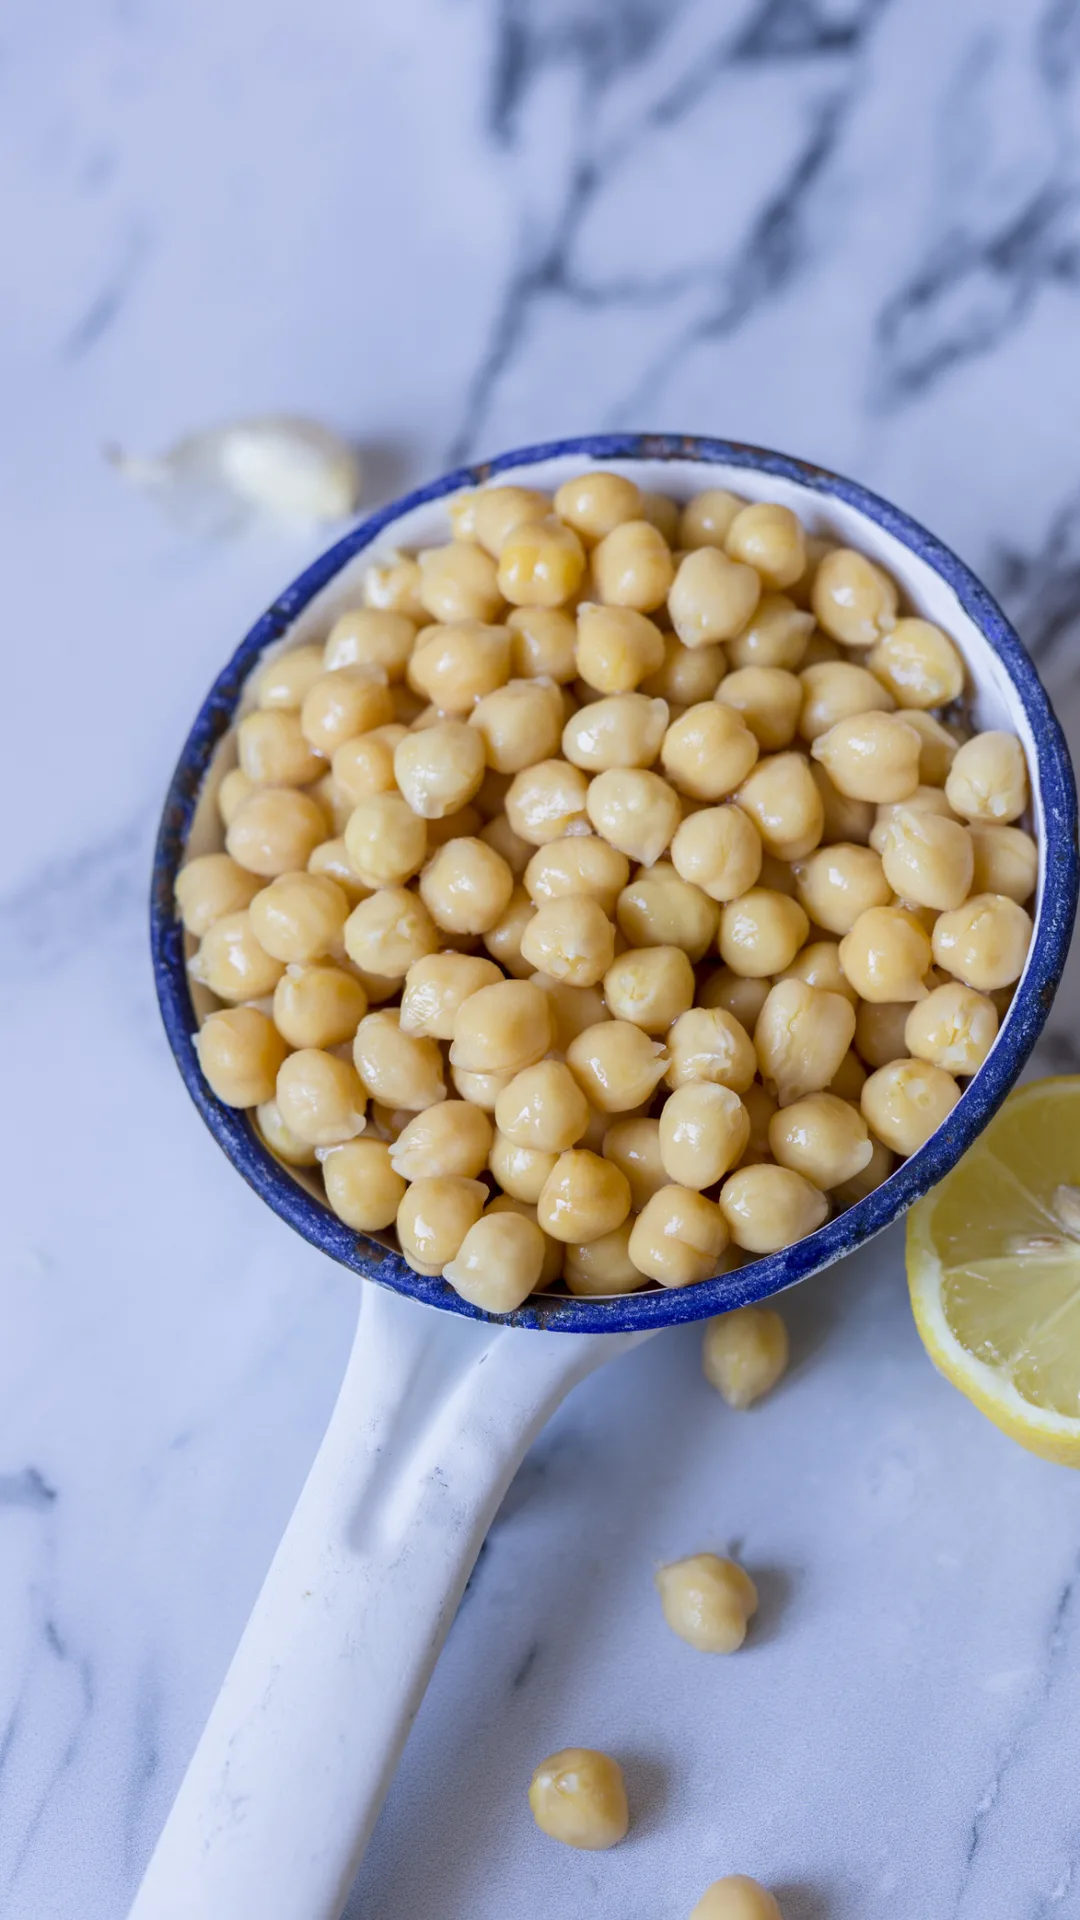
128;1281;640;1920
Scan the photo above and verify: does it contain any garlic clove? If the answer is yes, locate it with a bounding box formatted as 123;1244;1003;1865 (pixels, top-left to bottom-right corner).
107;415;362;531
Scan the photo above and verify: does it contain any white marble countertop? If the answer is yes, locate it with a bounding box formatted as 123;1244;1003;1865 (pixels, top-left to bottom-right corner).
5;1;1080;1915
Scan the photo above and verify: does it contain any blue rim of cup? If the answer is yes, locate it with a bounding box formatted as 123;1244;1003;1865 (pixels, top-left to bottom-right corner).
150;432;1079;1332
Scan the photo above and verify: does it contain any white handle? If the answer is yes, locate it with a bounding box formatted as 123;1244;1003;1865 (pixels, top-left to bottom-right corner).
129;1281;638;1920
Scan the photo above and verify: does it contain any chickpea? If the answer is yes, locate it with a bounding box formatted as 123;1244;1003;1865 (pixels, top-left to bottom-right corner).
791;842;891;935
408;620;512;712
391;721;486;821
350;1008;445;1111
753;978;856;1106
443;1208;547;1312
641;634;727;704
396;1175;487;1275
331;730;399;807
196;1006;288;1108
398;952;501;1040
485;1196;563;1289
628;1186;729;1286
387;1102;493;1182
719;1163;828;1252
272;964;367;1049
528;1748;629;1851
679;488;745;550
865;618;963;710
904;981;999;1076
468;678;563;773
665;1006;757;1093
488;1130;558;1204
276;1049;367;1147
903;709;962;787
717;666;802;751
417;542;504;623
450;1064;514;1110
832;1134;896;1207
321;1138;406;1232
702;1305;788;1407
968;823;1038;904
590;518;674;613
537;1149;631;1243
342;886;438;978
639;490;680;544
811;761;875;846
189;909;285;1002
838;905;931;1003
531;972;610;1050
176;852;262;936
300;669;394;758
475;811;531;878
812;710;922;804
482;885;537;976
323;607;417;680
494;1060;590;1154
698;967;771;1030
660;1083;750;1189
617;863;719;962
506;605;578;683
861;1058;961;1154
363;549;426;621
869;785;961;853
853;998;910;1070
602;1117;669;1210
661;702;759;802
576;601;669;699
812;546;898;646
255;642;327;710
255;1097;319;1167
505;759;591;844
768;1090;873;1190
566;1020;669;1112
562;693;669;772
670;805;763;903
776;937;858;1006
798;660;895;744
585;767;682;867
656;1552;758;1653
524;838;629;919
717;889;809;978
217;765;256;828
879;808;973;911
236;709;326;788
945;731;1029;823
724;501;805;590
553;469;642;543
932;892;1033;991
497;517;586;608
669;547;760;646
564;1221;644;1296
690;1875;782;1920
735;752;823;860
419;837;514;936
727;592;814;671
472;485;551;556
247;870;349;964
738;1082;778;1165
450;978;553;1074
602;945;695;1034
226;787;333;877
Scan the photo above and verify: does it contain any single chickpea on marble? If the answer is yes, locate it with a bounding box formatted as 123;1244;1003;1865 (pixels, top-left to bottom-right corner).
180;467;1034;1308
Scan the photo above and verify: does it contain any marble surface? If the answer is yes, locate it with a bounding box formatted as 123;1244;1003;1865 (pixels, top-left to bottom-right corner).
5;0;1080;1914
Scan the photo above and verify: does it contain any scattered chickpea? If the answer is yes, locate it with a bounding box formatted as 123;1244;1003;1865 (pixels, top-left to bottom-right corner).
690;1876;783;1920
528;1748;629;1851
656;1553;758;1651
702;1305;789;1407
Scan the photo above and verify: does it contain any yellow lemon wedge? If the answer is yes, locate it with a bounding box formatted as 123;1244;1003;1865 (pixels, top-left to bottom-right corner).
907;1076;1080;1465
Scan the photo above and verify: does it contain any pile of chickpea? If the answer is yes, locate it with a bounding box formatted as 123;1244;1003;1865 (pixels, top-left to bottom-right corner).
178;468;1037;1314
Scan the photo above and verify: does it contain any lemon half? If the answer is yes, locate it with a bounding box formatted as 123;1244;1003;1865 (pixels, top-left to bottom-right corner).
907;1076;1080;1465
